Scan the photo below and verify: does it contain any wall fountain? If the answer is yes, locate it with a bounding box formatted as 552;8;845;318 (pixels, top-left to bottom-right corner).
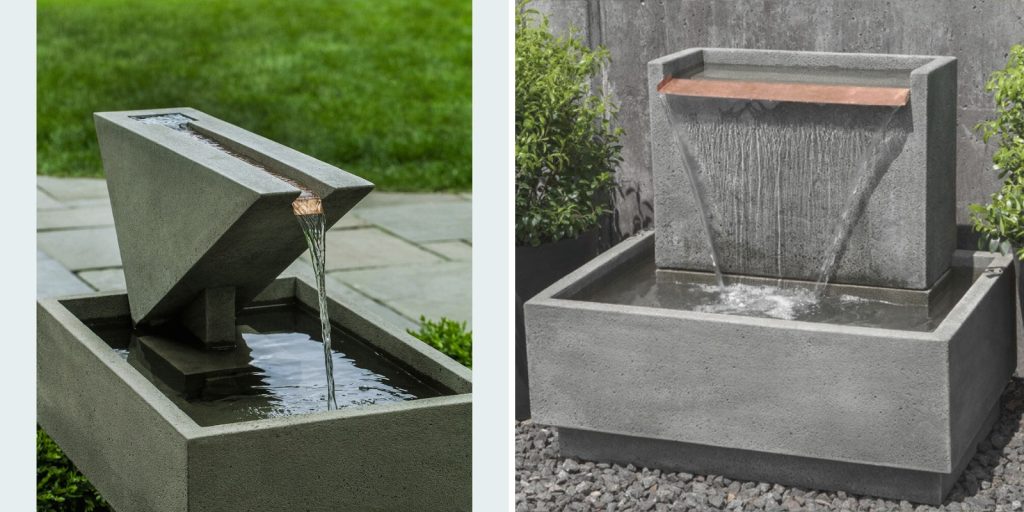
37;108;471;511
524;49;1015;504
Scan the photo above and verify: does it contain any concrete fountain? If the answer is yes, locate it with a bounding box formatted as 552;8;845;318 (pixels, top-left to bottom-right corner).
524;49;1015;504
37;108;471;511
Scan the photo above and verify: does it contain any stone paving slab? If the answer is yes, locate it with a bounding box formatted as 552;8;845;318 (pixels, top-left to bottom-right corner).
37;227;121;271
357;192;468;209
37;176;109;202
77;268;127;292
61;198;116;209
334;260;472;327
37;206;115;231
423;240;472;261
329;214;370;231
357;201;472;243
37;189;64;210
281;259;419;332
37;250;92;298
317;227;443;271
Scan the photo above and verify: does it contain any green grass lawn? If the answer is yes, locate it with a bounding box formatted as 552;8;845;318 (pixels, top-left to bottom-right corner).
37;0;471;191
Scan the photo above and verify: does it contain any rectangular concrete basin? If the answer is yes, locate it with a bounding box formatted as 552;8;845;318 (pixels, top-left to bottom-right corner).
524;230;1015;504
38;276;471;512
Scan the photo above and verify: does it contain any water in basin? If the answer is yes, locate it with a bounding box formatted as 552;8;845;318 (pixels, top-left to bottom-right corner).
567;255;976;331
88;303;445;426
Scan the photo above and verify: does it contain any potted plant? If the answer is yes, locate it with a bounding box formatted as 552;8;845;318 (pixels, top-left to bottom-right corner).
970;44;1024;371
970;44;1024;255
515;1;622;419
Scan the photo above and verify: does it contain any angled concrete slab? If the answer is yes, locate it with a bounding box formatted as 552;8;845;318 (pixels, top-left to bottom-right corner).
94;108;373;328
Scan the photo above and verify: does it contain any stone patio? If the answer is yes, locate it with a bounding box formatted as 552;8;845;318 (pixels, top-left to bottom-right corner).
37;176;472;332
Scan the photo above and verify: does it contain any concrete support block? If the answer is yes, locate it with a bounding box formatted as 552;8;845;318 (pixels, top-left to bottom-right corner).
179;286;236;348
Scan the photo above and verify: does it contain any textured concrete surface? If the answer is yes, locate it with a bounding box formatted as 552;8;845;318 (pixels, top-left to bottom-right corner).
523;231;1015;503
36;184;471;331
94;108;373;331
37;277;472;511
648;48;956;289
532;0;1024;244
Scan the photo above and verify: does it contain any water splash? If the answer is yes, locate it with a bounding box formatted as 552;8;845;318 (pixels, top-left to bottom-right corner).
694;283;818;320
297;212;338;410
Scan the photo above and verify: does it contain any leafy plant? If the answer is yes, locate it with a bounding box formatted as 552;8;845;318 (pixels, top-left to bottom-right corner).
37;428;111;512
515;0;622;246
971;45;1024;256
409;316;472;368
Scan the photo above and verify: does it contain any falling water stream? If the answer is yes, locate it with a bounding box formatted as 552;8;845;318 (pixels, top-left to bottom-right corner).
813;106;905;295
658;95;908;319
659;94;726;289
297;212;338;410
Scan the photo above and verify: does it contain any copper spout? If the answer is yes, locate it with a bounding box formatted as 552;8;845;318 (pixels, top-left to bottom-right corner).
658;76;910;107
292;196;323;216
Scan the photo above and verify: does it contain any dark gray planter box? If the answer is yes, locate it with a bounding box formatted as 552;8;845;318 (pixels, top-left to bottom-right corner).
515;230;600;420
38;276;472;512
524;230;1015;504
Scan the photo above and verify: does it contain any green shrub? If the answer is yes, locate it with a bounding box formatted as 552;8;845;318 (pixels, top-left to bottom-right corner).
515;0;622;247
409;317;472;368
970;44;1024;256
37;428;111;512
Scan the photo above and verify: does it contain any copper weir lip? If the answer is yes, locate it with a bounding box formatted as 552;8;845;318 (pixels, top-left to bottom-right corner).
657;76;910;107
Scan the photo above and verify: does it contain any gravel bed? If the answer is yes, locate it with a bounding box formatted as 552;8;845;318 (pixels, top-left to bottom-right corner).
516;378;1024;512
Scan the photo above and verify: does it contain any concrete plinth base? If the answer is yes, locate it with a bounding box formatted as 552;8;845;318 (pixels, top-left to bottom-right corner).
560;396;1001;505
525;230;1016;505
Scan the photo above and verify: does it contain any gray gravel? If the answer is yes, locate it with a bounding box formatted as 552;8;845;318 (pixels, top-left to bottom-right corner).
516;378;1024;511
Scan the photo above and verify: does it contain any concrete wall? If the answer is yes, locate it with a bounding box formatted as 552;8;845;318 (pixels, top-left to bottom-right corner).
531;0;1024;244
